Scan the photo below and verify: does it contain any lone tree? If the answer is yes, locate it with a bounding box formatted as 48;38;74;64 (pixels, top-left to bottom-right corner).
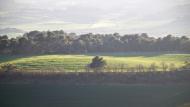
89;56;106;72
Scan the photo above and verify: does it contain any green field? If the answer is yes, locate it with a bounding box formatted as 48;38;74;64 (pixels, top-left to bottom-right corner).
0;53;190;71
0;84;190;107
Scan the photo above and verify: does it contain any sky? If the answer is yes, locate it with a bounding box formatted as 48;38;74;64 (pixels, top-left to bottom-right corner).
0;0;190;36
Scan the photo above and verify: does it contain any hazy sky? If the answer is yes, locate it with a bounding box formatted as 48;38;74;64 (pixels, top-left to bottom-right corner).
0;0;190;36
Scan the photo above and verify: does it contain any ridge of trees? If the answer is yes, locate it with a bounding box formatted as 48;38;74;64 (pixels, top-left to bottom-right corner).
0;30;190;54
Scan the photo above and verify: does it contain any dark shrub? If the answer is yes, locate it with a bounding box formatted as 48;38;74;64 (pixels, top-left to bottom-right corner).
0;63;17;73
89;56;106;72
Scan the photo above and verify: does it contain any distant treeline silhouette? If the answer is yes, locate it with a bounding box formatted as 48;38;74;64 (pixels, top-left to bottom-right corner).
0;30;190;54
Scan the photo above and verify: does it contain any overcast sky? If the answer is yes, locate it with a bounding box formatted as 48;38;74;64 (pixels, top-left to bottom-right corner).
0;0;190;36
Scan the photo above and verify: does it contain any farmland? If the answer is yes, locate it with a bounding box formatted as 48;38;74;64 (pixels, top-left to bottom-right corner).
0;53;190;71
1;0;190;106
1;53;190;107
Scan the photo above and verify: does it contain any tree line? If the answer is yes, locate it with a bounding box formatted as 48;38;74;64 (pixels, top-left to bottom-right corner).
0;30;190;54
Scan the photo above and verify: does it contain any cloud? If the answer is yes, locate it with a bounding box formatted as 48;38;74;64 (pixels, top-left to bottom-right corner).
0;0;16;10
0;0;190;36
90;20;116;28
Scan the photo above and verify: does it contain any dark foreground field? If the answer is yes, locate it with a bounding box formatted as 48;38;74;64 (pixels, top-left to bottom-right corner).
0;84;190;107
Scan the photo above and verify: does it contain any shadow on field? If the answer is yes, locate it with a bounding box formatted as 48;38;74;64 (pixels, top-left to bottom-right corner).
0;55;31;63
0;54;57;63
0;84;190;107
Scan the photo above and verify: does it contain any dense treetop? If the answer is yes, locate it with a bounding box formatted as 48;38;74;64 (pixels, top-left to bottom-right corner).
0;30;190;54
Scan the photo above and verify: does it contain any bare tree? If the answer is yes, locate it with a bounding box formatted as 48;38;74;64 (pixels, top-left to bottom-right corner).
85;65;90;72
136;64;145;72
118;64;127;72
161;62;168;72
148;63;158;72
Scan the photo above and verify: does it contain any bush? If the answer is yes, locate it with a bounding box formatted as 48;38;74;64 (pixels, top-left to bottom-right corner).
181;61;190;70
0;63;17;73
169;63;177;71
89;56;106;72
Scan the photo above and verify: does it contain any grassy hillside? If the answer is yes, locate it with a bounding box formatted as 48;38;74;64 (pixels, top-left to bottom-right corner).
0;53;190;71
